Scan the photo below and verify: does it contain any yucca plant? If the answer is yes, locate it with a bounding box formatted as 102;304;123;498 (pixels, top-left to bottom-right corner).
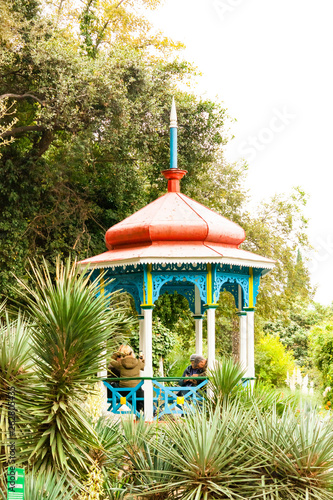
252;406;333;499
131;402;263;499
126;437;175;499
236;381;296;416
89;417;123;473
120;417;173;499
0;470;78;500
121;415;156;453
103;474;133;500
0;307;36;487
208;357;246;406
12;257;133;476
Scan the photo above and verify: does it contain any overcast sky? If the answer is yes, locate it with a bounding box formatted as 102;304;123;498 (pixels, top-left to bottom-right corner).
148;0;333;304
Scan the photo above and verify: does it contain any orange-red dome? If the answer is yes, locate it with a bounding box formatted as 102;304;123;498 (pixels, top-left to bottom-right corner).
105;191;245;250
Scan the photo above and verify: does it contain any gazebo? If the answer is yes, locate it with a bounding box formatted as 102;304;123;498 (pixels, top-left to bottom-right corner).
78;99;274;419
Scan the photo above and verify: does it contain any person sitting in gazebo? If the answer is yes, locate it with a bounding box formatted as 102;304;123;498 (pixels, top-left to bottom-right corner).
180;355;207;388
109;345;145;412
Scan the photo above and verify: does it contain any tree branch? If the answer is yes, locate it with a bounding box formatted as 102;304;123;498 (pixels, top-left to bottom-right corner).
0;93;45;106
35;129;54;157
0;125;45;138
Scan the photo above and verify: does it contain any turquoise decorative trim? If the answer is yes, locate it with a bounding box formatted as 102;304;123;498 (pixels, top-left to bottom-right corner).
152;263;206;272
152;272;207;304
104;273;143;314
214;270;249;309
253;268;261;307
90;262;262;314
104;381;144;418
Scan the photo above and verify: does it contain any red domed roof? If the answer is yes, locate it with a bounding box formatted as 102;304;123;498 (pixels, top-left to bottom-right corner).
79;168;274;271
105;191;245;250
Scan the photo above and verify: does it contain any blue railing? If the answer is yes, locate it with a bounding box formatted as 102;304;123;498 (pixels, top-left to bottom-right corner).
103;377;208;419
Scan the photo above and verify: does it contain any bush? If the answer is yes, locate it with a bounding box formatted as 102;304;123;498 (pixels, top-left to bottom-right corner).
255;333;295;386
310;321;333;404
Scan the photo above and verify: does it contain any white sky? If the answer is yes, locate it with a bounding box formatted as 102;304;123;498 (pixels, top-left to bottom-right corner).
148;0;333;304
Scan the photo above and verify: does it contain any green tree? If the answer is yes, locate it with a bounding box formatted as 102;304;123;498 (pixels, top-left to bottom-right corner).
310;321;333;403
255;333;295;386
0;0;228;300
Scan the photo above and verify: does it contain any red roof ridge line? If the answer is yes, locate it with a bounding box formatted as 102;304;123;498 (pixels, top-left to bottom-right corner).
203;242;224;257
176;192;209;241
147;192;169;243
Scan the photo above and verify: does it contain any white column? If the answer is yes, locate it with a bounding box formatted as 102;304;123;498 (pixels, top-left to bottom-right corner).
237;312;247;372
142;307;154;421
194;316;203;355
246;309;255;380
194;286;203;355
206;307;217;371
138;313;145;374
97;350;108;415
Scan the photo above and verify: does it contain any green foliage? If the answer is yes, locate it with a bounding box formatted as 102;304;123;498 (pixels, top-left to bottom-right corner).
8;258;132;476
130;403;258;499
243;187;313;323
121;400;333;499
214;291;237;357
264;303;333;369
252;407;333;499
23;472;77;500
208;357;295;415
208;357;246;405
264;317;310;367
130;318;176;374
0;307;35;475
255;333;295;386
153;292;190;330
310;321;333;399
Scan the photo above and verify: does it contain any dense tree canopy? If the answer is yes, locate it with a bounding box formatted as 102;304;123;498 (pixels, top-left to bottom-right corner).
1;0;313;354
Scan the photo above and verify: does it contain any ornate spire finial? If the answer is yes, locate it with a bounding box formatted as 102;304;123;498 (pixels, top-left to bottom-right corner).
170;96;177;128
162;97;187;191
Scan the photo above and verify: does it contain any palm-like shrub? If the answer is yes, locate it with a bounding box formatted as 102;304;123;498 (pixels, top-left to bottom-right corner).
131;403;261;499
237;381;296;416
0;308;35;486
208;357;296;416
207;357;246;405
253;407;333;499
90;416;123;473
13;258;132;475
0;471;78;500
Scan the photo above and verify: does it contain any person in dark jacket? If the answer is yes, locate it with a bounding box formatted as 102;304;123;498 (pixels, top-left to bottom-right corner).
180;355;207;387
